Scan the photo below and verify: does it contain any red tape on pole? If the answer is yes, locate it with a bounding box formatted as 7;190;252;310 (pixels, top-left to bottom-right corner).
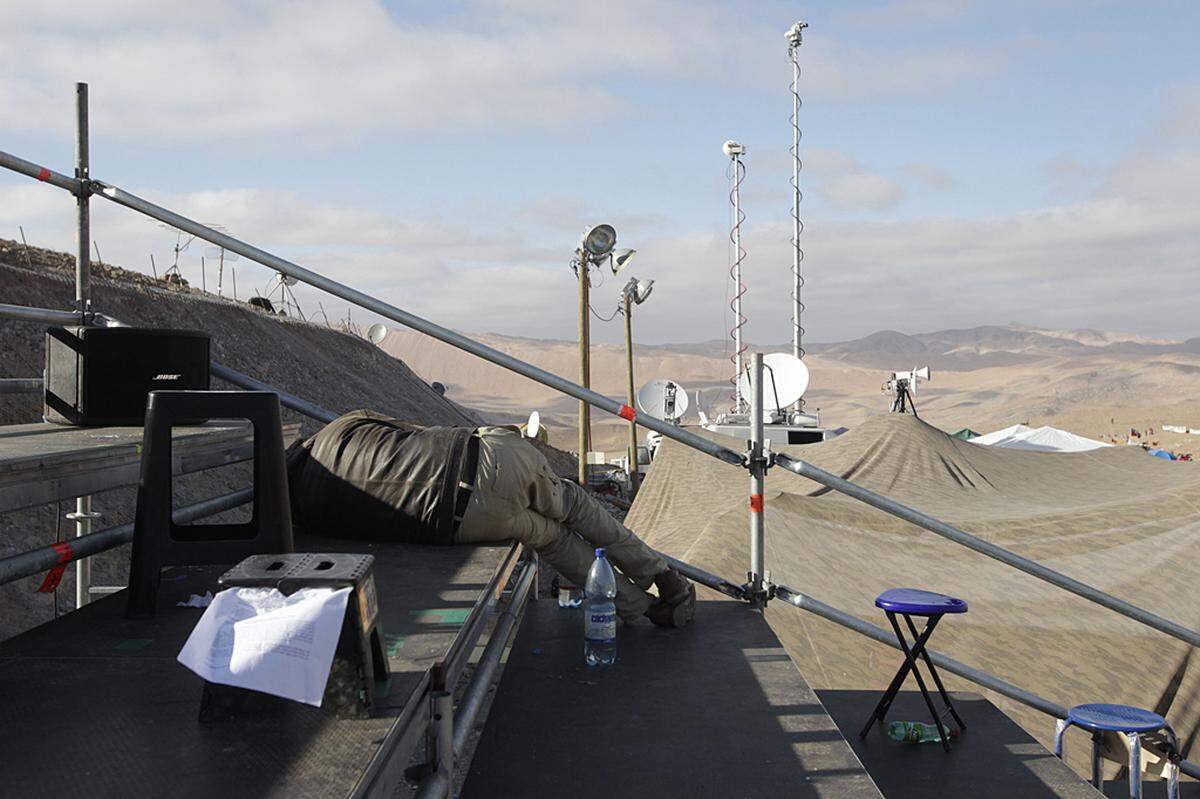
750;494;764;513
36;167;51;182
618;404;636;421
36;541;75;594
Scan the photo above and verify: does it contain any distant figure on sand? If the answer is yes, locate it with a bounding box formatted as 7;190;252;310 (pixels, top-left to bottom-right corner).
286;410;696;627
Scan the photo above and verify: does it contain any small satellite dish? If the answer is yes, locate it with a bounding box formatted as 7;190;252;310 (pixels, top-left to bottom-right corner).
636;379;690;422
736;353;810;414
276;272;298;287
367;323;388;345
520;411;548;443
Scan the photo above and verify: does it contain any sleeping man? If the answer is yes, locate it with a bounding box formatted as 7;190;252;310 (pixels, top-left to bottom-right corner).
286;410;696;627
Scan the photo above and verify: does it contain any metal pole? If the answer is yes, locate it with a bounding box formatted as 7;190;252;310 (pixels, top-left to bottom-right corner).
0;378;43;394
0;487;252;586
577;254;591;485
67;495;101;607
75;83;91;315
748;353;766;607
773;453;1200;649
623;293;640;496
0;302;90;326
0;150;83;194
451;557;536;757
787;22;808;412
661;554;747;600
731;154;745;413
209;362;339;424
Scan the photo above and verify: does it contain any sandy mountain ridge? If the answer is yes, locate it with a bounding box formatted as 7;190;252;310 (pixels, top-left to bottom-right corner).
382;324;1200;458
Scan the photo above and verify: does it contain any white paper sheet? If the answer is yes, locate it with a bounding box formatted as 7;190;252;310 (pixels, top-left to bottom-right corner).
177;586;352;707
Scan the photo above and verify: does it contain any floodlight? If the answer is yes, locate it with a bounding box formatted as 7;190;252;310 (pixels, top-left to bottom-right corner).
722;140;745;157
622;276;654;305
611;248;636;274
579;224;617;259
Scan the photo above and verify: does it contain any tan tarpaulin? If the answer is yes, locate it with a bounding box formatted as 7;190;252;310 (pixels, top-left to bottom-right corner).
625;414;1200;779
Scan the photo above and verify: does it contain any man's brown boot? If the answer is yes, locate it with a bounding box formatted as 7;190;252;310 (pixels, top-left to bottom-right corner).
645;568;696;628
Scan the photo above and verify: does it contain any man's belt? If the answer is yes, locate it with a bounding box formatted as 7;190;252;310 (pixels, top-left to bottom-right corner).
452;432;480;532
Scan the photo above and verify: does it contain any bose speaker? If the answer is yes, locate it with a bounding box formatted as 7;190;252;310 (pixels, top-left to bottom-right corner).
44;326;212;426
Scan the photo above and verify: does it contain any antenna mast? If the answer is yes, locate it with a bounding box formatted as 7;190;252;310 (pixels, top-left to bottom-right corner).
787;20;808;412
724;140;748;413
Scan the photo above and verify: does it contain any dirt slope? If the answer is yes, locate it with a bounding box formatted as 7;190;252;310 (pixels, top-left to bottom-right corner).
0;240;477;639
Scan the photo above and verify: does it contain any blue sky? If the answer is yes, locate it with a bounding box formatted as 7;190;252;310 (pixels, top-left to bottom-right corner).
1;0;1198;344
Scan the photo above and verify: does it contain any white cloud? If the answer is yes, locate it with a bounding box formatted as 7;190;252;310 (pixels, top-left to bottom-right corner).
806;148;907;210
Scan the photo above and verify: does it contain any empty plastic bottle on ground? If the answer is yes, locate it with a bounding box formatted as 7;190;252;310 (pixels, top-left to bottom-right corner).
886;720;958;743
584;548;617;666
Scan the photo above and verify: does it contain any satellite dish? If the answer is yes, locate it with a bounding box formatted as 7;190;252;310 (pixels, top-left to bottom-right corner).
276;272;298;287
520;410;548;443
736;353;810;414
367;323;388;345
636;379;690;422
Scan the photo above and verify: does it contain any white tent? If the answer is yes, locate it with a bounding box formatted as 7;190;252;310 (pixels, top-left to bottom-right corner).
968;424;1111;453
967;424;1032;446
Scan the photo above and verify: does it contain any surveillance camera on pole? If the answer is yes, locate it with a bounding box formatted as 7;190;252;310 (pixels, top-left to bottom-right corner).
883;366;931;416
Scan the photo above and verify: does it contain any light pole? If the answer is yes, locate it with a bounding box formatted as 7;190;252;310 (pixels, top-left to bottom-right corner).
621;276;654;496
574;225;630;485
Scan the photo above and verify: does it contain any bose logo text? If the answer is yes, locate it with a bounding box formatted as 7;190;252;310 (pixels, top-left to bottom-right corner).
152;374;182;380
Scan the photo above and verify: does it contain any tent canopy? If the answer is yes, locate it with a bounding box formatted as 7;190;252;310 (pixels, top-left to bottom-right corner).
626;414;1200;778
968;424;1109;452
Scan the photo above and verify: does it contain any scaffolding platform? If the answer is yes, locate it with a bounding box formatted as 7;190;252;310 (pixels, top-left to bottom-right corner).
461;598;882;798
0;421;301;513
817;690;1104;798
0;535;518;798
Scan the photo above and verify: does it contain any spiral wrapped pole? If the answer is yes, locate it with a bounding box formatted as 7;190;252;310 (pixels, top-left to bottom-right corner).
786;22;808;413
725;142;748;413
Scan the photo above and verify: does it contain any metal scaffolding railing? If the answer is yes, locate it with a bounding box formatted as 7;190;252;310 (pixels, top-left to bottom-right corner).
3;83;1198;788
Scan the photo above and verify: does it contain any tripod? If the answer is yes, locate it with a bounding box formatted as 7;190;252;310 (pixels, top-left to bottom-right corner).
889;379;918;417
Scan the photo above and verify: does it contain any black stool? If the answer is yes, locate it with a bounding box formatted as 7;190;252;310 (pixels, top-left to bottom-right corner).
126;390;293;617
859;587;968;751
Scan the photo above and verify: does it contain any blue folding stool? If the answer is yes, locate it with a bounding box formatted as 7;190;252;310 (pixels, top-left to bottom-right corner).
859;587;968;752
1054;703;1180;798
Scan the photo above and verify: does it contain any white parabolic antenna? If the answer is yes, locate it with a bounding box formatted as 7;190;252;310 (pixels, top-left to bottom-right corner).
367;323;389;345
526;410;541;439
737;353;810;412
637;379;690;422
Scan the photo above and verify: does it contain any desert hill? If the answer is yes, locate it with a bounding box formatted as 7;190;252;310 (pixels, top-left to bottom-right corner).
382;323;1200;459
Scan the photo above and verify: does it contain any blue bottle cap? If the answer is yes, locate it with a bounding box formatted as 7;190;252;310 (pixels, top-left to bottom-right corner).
595;547;606;558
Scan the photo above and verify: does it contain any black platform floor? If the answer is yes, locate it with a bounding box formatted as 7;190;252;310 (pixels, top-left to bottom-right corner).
0;536;511;798
818;690;1103;798
461;599;881;798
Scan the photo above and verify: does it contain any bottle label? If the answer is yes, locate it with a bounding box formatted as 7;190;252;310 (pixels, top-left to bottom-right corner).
585;602;617;642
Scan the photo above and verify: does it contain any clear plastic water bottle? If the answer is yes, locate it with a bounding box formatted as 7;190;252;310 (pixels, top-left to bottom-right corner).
557;577;583;608
886;720;958;743
584;548;617;667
